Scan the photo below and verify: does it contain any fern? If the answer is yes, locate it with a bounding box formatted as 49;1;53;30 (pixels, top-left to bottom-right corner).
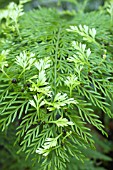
0;1;113;170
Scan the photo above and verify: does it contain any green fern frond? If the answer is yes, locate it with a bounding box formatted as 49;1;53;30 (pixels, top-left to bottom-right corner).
0;2;113;170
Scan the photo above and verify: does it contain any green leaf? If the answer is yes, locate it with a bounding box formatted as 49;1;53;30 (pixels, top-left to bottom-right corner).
49;117;74;127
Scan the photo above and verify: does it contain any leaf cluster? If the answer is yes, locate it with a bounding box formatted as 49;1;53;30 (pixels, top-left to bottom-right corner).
0;1;113;170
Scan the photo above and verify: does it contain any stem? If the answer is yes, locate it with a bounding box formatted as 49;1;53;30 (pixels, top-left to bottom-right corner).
111;13;113;27
86;35;100;48
15;21;22;40
18;69;25;78
1;68;10;79
23;71;26;84
70;87;72;98
54;27;61;95
36;94;40;118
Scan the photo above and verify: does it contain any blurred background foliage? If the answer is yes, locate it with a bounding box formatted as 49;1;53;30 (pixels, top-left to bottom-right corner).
0;0;113;170
0;0;108;11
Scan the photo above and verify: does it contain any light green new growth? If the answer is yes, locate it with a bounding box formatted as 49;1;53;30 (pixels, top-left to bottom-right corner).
0;1;113;170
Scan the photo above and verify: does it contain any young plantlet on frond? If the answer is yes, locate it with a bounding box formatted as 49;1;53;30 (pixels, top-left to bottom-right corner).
0;50;10;78
29;76;52;96
36;134;61;156
34;57;51;71
68;41;91;63
44;92;77;111
67;41;91;79
65;75;80;97
0;0;30;35
67;25;97;45
0;50;9;70
29;95;45;118
29;57;52;96
15;51;36;70
15;51;36;79
48;117;74;127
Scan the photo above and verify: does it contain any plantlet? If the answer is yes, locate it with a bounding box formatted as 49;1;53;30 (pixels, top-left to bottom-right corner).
0;1;113;170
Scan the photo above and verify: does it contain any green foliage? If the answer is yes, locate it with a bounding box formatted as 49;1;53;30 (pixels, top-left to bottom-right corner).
0;1;113;170
67;133;112;170
0;125;41;170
